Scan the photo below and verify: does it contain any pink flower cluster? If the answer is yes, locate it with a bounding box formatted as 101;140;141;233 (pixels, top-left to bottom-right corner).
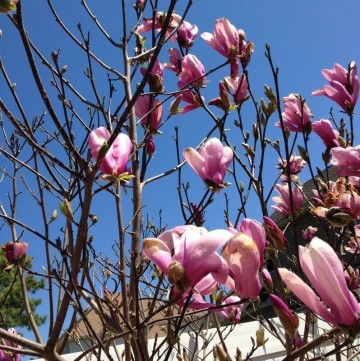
312;62;360;115
143;219;267;322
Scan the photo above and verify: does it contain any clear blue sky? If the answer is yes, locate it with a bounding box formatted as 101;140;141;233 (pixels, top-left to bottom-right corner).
1;0;360;355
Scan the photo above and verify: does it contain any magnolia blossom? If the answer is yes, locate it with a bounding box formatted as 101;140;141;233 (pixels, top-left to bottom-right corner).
174;90;204;114
1;242;28;264
137;11;182;41
222;232;262;299
178;54;206;89
0;0;18;13
201;18;239;59
271;183;304;216
183;138;233;189
164;48;183;74
135;95;163;130
224;218;266;298
140;57;164;93
312;62;360;115
279;237;360;327
88;127;132;177
177;21;198;48
276;94;312;132
0;328;21;361
278;153;307;176
143;226;233;295
332;145;360;177
224;74;248;105
312;119;340;148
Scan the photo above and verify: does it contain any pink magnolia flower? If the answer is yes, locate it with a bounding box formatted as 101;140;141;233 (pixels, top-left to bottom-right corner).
224;74;248;105
279;237;360;327
1;242;28;264
270;294;299;340
89;127;132;177
183;138;233;189
276;94;313;132
177;21;198;48
178;54;206;89
0;0;18;13
312;119;340;148
271;183;304;216
222;232;262;299
278;153;307;176
143;226;233;295
135;95;163;130
201;18;239;59
224;218;266;298
141;57;164;93
332;145;360;177
174;90;204;114
0;328;21;361
312;62;360;115
164;48;183;74
137;11;182;41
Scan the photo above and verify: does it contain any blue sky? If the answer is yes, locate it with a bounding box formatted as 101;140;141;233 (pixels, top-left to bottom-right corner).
1;0;360;356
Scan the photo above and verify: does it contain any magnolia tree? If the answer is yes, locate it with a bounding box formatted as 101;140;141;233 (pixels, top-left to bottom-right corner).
0;0;360;360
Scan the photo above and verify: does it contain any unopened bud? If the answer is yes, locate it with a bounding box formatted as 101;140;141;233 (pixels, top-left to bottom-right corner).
60;199;73;222
50;209;58;222
256;326;267;347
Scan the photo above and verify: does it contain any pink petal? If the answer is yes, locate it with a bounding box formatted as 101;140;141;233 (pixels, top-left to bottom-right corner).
279;268;337;325
143;238;172;275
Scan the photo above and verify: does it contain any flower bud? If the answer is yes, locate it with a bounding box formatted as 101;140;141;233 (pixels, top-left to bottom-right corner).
1;241;28;264
263;216;287;251
270;294;299;339
60;199;73;222
0;0;18;14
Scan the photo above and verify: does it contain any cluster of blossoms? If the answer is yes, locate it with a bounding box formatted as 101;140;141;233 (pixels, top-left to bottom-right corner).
85;12;360;353
142;219;266;323
272;61;360;219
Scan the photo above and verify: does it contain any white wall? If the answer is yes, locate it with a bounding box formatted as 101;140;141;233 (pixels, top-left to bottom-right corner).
32;314;360;361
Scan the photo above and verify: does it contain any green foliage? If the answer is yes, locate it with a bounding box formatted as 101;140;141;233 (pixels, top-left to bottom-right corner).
0;251;46;329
